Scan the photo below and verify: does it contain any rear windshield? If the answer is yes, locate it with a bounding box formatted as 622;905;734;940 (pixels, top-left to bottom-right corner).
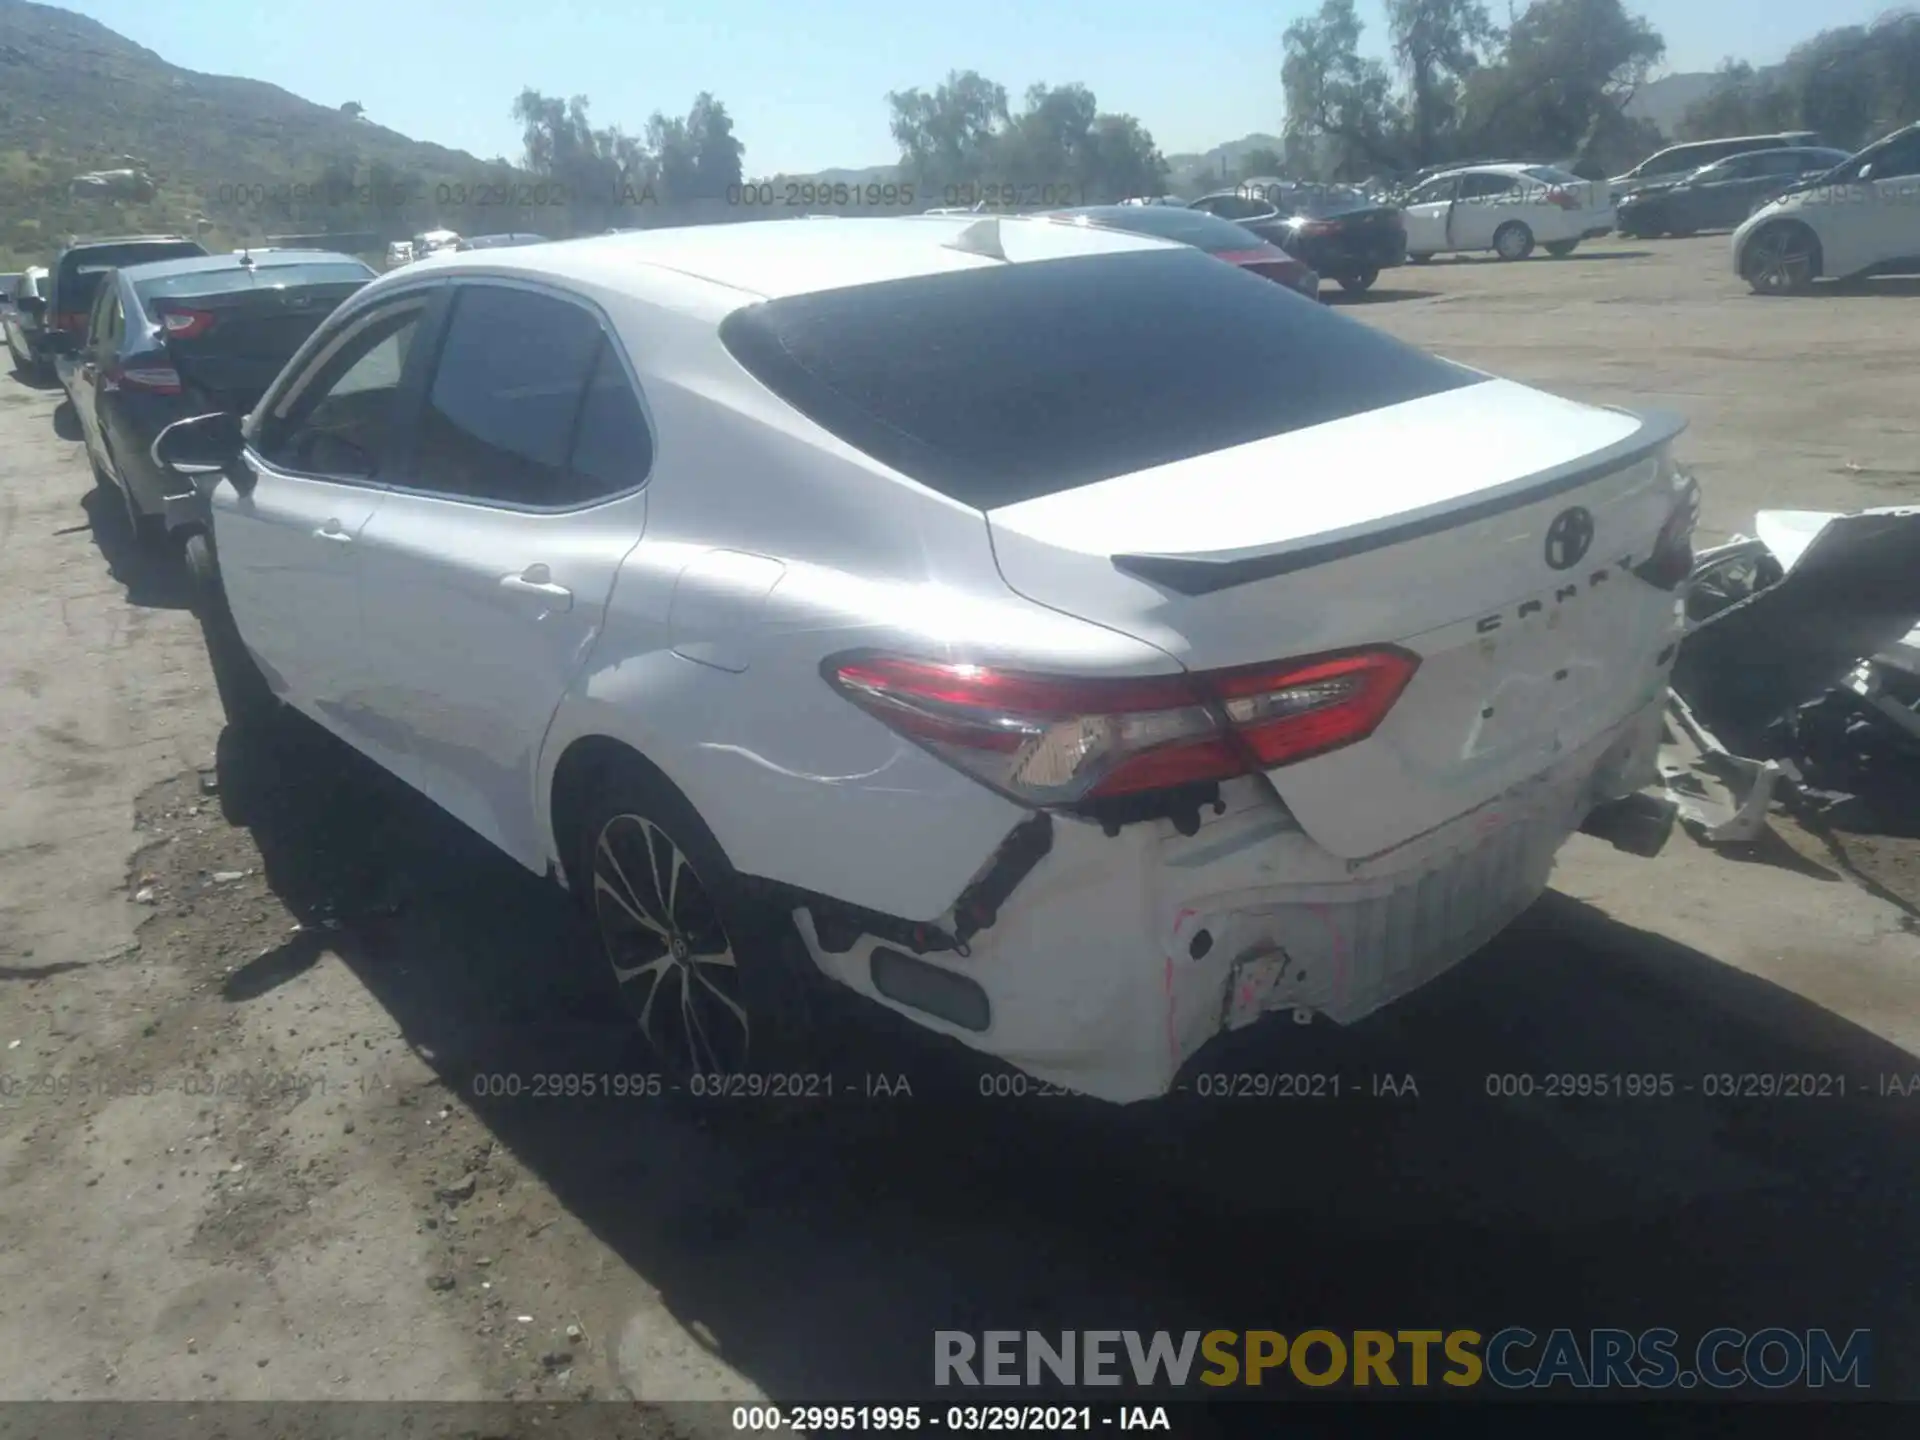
135;261;372;313
56;243;204;310
1285;184;1373;215
718;248;1483;510
1049;208;1265;251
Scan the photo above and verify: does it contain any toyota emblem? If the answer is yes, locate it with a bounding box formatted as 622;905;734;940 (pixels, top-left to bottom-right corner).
1544;507;1595;570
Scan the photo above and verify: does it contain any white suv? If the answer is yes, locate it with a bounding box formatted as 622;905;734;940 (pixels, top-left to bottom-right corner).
1733;122;1920;293
153;216;1694;1104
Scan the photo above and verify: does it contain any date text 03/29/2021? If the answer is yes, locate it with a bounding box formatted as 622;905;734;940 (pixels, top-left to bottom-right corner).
730;1405;1170;1432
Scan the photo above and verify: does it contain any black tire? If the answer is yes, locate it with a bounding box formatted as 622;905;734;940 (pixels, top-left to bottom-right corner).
571;760;832;1112
185;531;279;732
1544;240;1578;258
1338;267;1379;293
1493;222;1535;261
1742;221;1820;295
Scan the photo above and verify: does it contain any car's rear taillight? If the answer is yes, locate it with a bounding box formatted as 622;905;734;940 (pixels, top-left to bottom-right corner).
825;648;1419;807
1295;219;1339;236
112;363;182;395
160;308;217;339
1635;458;1700;592
1546;187;1583;211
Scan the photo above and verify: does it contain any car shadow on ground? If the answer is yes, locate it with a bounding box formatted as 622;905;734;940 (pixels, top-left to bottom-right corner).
80;483;192;610
1325;288;1439;305
7;359;62;391
51;397;83;441
1425;250;1656;265
207;709;1920;1405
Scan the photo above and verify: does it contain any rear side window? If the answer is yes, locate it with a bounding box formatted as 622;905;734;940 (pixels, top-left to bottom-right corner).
562;340;653;502
411;285;603;505
719;247;1482;510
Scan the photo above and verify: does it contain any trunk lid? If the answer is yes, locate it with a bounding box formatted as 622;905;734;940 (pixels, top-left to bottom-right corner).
151;279;366;410
986;381;1689;858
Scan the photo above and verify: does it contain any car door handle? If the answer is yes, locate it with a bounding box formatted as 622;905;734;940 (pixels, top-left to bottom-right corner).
500;566;573;612
312;520;354;543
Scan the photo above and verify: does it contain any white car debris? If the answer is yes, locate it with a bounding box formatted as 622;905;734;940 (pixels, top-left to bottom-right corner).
152;213;1698;1105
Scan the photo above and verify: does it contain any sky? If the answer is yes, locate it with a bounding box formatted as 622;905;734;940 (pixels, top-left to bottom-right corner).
58;0;1908;176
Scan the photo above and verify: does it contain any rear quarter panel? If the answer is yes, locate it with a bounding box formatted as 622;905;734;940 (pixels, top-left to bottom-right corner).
532;294;1182;920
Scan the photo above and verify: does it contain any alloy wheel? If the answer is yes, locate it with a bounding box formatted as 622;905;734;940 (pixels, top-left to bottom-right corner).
591;812;750;1076
1748;229;1814;294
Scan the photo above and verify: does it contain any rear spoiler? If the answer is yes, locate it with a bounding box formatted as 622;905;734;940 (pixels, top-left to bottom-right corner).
1110;407;1689;597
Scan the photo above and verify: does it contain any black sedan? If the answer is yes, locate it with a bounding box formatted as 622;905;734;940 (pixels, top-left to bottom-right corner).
1616;147;1850;237
1186;182;1407;292
39;249;374;543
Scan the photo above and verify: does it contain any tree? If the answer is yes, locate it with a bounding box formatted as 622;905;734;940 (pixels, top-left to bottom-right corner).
513;88;653;231
1680;13;1920;150
887;70;1011;189
1387;0;1501;162
887;73;1166;201
1460;0;1664;171
646;92;744;202
1283;0;1665;178
340;101;366;120
1282;0;1403;175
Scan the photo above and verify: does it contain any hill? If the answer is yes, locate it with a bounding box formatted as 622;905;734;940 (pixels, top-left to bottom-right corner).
0;0;531;267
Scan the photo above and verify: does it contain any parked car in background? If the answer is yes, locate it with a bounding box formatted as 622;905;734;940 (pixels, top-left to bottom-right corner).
412;229;461;259
43;235;209;355
149;215;1692;1105
1187;182;1405;292
1733;121;1920;294
38;249;374;542
5;266;50;374
1617;147;1851;237
1611;132;1822;196
1045;203;1320;299
1398;164;1612;261
458;233;551;250
385;240;416;269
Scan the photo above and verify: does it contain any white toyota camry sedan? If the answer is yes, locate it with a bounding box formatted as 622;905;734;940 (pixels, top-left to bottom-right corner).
155;214;1697;1104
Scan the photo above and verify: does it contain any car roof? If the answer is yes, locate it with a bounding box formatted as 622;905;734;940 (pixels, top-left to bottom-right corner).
387;215;1181;306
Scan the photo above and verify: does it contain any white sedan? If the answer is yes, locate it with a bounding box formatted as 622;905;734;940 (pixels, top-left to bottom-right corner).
154;214;1696;1104
1401;163;1615;261
1733;121;1920;294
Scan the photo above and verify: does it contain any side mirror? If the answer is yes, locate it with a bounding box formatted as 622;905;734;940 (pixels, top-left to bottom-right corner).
152;411;254;495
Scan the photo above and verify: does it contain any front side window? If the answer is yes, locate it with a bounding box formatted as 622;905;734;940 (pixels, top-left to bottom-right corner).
410;285;602;505
1409;176;1458;204
258;301;427;479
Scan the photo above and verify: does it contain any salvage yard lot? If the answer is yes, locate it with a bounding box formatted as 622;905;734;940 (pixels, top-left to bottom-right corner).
2;233;1918;1411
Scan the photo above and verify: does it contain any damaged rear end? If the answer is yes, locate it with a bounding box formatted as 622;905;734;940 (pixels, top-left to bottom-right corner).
723;235;1696;1100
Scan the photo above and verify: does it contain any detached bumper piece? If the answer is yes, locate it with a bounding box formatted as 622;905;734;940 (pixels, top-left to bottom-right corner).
1664;505;1920;841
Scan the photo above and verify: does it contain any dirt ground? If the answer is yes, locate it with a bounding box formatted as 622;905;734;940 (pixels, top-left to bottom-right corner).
3;234;1920;1420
